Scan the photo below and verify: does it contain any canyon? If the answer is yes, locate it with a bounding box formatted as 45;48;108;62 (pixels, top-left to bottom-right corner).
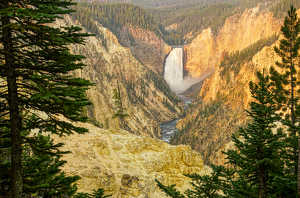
54;15;183;139
51;14;208;197
173;6;300;166
48;2;298;197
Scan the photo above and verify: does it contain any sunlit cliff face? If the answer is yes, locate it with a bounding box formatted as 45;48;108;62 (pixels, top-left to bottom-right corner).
183;5;281;80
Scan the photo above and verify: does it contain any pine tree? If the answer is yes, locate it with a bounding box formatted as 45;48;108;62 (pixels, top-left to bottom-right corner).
112;83;129;129
0;132;80;197
156;165;228;198
75;188;111;198
224;71;288;198
269;5;300;196
0;0;93;196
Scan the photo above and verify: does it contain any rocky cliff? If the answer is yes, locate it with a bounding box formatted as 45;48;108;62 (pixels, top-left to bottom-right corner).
184;4;281;79
173;4;291;165
183;28;218;79
176;39;282;165
54;15;183;138
54;119;210;197
119;26;172;74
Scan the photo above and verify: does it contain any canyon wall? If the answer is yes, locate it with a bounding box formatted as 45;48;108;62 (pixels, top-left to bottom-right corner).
55;119;210;197
176;39;282;165
119;26;172;75
54;15;183;138
50;14;211;197
184;28;218;79
184;4;281;78
174;6;296;166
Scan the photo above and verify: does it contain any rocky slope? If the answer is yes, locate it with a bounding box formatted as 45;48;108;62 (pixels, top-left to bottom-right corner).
54;15;183;138
184;4;281;79
173;6;294;165
119;26;172;75
176;39;282;165
54;119;210;197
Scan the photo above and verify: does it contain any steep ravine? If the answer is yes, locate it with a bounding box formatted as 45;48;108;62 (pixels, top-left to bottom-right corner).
54;15;184;138
175;37;283;166
173;5;291;166
49;14;212;198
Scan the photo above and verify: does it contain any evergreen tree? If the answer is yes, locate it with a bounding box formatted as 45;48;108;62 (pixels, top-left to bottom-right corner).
269;5;300;196
75;188;111;198
224;71;287;198
23;135;80;197
112;83;129;129
0;0;93;196
156;164;228;198
1;133;80;197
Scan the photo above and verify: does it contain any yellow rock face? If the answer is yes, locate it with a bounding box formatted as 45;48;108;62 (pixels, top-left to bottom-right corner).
184;28;218;78
53;15;183;138
217;7;281;53
55;121;208;197
176;35;284;166
184;5;281;78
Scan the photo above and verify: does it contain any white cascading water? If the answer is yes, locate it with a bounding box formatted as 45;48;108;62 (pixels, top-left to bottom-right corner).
164;47;183;93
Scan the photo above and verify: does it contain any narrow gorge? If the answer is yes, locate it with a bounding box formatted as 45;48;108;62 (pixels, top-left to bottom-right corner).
52;12;209;197
57;2;296;196
14;1;300;197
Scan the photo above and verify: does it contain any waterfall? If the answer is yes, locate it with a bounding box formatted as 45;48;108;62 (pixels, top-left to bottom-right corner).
164;47;183;93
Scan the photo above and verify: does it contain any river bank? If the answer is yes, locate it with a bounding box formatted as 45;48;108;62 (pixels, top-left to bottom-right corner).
160;95;192;143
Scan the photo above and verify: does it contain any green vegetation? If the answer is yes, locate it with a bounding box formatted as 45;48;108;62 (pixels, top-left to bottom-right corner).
1;133;80;196
269;5;300;195
112;84;129;129
157;68;295;198
72;0;300;46
223;72;288;198
170;99;222;144
147;0;280;41
157;164;227;198
0;0;111;197
220;34;280;77
112;87;129;119
71;2;183;45
147;0;299;42
146;70;182;105
271;0;300;18
149;2;237;39
130;0;215;8
75;188;111;198
238;0;271;11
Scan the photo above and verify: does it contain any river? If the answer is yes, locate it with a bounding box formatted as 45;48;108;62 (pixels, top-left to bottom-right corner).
160;95;193;143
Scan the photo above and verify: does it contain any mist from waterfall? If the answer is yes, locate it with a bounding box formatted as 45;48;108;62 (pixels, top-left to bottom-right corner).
164;47;205;93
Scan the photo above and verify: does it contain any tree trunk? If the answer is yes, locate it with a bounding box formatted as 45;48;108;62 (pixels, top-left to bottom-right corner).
258;147;266;198
298;138;300;198
2;3;23;197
